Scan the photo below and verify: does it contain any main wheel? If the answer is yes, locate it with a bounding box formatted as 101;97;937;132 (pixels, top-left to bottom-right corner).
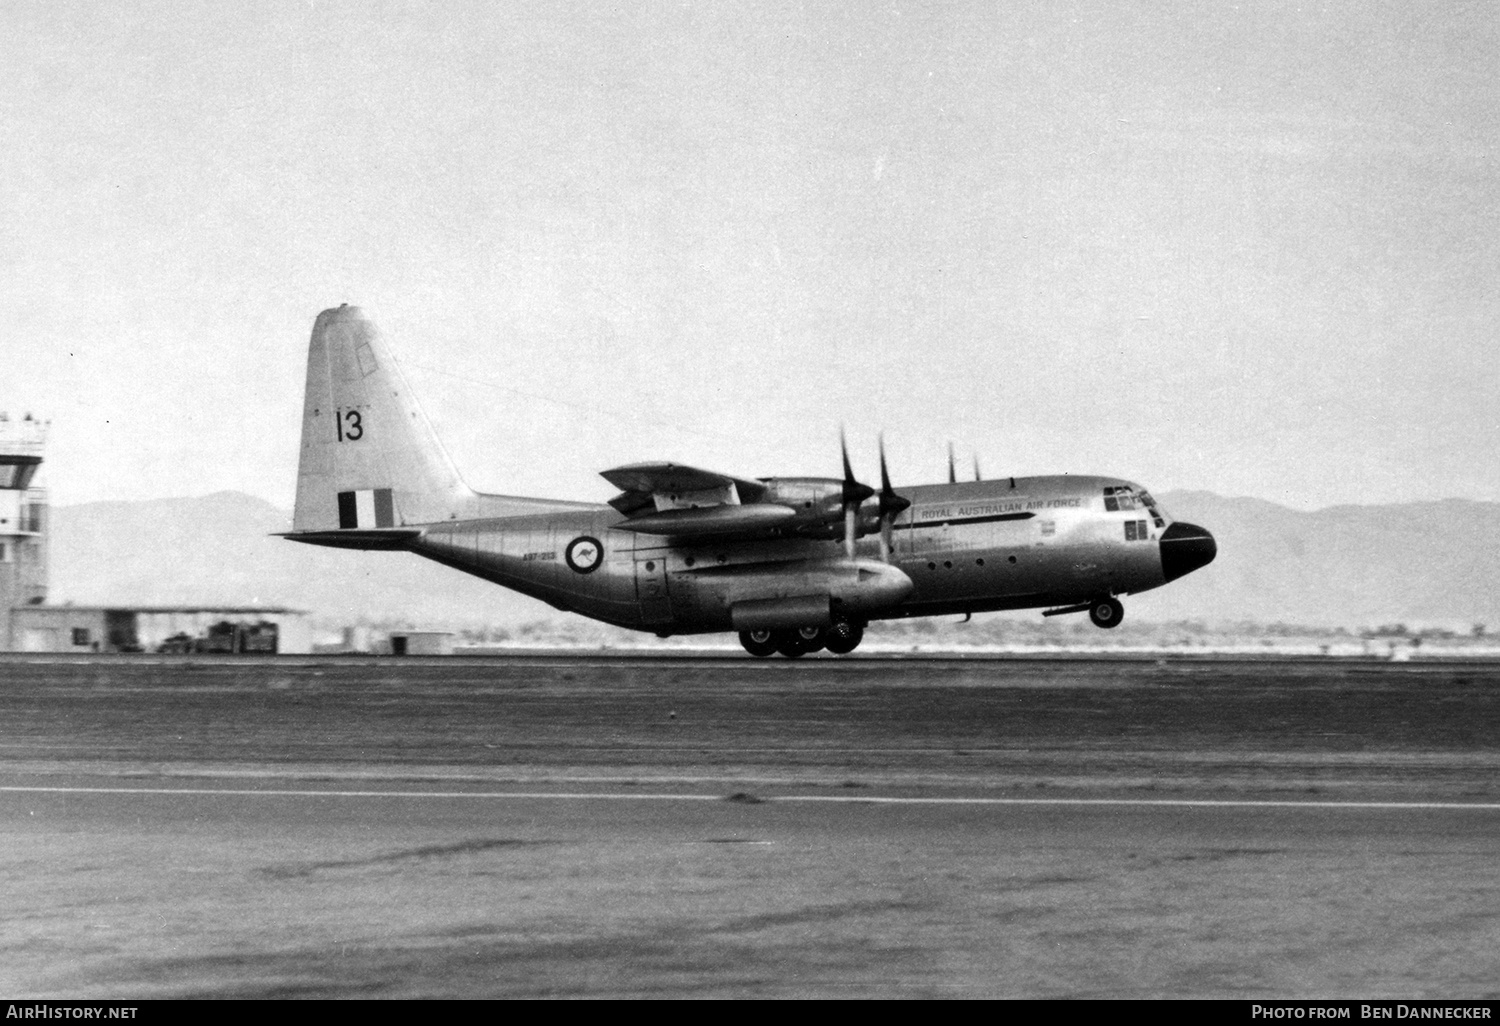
824;619;865;654
1089;597;1124;629
774;629;809;658
795;626;827;653
740;629;778;658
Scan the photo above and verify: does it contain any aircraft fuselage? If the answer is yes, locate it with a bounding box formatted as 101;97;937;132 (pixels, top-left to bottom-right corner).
409;473;1200;634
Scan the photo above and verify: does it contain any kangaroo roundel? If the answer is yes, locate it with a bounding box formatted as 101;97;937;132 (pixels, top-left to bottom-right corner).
565;536;603;574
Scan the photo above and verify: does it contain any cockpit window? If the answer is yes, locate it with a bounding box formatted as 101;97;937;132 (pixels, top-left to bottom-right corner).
1107;485;1168;527
1139;492;1168;527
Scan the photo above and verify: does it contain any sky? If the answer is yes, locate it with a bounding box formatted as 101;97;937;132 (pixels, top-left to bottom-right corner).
3;0;1496;513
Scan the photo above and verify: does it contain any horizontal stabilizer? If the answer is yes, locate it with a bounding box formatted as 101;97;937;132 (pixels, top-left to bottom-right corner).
277;529;421;551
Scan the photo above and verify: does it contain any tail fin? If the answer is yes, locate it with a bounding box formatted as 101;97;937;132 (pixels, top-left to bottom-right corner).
291;305;599;536
292;305;476;532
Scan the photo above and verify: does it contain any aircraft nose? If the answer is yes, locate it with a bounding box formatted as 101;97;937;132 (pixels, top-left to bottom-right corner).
1160;521;1216;582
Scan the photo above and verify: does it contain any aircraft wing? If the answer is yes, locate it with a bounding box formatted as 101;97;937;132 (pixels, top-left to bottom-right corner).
611;503;797;538
600;462;770;514
600;461;801;538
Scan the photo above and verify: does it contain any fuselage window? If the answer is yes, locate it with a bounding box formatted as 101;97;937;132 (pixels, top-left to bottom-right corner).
1124;520;1149;542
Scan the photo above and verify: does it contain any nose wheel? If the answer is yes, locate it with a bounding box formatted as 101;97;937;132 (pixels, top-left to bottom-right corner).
1089;597;1124;629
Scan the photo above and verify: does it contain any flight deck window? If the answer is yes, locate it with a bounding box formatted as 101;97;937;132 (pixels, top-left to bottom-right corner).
1125;521;1138;542
1138;493;1168;527
1103;486;1138;512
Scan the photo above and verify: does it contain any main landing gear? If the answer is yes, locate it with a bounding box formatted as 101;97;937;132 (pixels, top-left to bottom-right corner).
739;619;865;658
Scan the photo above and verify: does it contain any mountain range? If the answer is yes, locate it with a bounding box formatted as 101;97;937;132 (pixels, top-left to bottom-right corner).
43;490;1500;631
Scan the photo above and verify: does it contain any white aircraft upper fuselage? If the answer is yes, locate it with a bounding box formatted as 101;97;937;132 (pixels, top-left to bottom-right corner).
285;306;1216;656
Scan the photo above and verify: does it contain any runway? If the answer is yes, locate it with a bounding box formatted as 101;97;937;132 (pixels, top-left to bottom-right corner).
2;653;1498;997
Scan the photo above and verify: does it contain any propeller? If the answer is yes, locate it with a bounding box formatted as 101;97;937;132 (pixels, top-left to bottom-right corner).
949;442;985;484
876;435;911;562
840;428;874;559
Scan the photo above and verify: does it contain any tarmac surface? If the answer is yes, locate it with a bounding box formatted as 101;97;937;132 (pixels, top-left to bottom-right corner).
2;652;1498;998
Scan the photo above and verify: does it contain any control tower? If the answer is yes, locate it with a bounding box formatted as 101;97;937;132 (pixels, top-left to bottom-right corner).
0;413;49;647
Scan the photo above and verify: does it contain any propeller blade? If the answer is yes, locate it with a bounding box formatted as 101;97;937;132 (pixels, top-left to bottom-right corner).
876;434;911;562
840;429;873;506
878;436;911;518
973;454;982;482
839;428;874;559
948;442;957;484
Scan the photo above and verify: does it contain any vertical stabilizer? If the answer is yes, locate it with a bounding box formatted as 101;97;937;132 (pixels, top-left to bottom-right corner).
292;306;476;531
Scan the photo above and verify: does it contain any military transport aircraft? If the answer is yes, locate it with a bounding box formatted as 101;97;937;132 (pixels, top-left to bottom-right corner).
284;305;1216;657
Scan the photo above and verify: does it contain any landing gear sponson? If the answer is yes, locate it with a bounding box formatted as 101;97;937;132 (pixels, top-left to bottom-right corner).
740;619;866;658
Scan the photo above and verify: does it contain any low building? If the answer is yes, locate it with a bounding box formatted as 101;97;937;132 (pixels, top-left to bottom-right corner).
7;606;310;654
387;630;455;656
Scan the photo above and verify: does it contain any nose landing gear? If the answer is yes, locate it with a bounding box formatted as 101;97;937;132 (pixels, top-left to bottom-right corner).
1088;597;1124;629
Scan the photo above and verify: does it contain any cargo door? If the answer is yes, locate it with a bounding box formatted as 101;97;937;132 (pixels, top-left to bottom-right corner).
634;551;672;625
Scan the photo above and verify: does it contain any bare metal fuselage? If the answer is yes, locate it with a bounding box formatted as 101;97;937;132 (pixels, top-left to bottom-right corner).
402;474;1173;634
